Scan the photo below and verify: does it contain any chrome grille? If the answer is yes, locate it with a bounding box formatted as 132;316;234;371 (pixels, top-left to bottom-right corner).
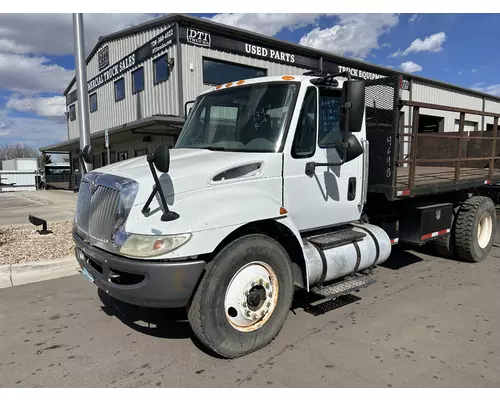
74;172;139;250
88;186;122;243
75;180;123;243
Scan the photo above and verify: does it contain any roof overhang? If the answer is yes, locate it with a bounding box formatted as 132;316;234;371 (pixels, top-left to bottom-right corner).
62;13;500;102
39;114;185;153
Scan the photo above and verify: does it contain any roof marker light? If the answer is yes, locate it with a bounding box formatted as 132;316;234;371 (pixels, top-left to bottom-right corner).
282;76;295;81
237;80;245;85
226;82;233;88
215;84;222;90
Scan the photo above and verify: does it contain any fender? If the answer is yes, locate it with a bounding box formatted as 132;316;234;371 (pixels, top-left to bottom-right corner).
273;215;311;291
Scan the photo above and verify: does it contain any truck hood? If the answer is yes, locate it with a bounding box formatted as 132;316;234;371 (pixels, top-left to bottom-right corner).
93;148;281;205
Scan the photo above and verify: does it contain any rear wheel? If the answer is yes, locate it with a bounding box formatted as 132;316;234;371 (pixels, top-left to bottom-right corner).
187;234;294;358
453;196;497;262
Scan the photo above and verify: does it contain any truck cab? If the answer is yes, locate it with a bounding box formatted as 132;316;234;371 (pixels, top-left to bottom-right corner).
73;71;497;358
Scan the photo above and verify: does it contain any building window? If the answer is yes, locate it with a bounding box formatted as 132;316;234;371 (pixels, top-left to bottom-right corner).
89;93;97;113
418;114;444;133
132;67;144;94
72;156;79;172
102;150;116;166
69;104;76;121
135;148;148;157
118;151;128;161
114;78;125;102
154;55;169;84
202;58;267;85
93;155;101;168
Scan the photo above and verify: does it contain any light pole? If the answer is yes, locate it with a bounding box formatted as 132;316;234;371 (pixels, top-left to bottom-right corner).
73;13;92;175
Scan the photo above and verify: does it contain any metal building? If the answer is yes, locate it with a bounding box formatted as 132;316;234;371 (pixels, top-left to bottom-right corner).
40;13;500;188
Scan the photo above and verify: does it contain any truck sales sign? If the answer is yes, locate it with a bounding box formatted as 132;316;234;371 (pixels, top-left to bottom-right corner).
87;25;176;94
88;54;136;91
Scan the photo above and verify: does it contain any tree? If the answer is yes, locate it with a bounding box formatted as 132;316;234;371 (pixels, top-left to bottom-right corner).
38;153;52;169
0;143;41;170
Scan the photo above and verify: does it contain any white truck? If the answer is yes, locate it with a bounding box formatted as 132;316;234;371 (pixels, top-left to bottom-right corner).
73;71;499;358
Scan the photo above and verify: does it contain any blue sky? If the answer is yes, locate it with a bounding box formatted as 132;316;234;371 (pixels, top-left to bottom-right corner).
1;13;499;151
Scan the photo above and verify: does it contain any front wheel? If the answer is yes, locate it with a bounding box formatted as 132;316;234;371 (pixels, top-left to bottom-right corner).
187;234;294;358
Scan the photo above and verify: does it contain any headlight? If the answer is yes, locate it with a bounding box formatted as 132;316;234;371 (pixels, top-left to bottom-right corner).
120;233;191;258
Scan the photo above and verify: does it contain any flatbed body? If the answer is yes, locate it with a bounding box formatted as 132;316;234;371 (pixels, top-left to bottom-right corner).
364;76;500;201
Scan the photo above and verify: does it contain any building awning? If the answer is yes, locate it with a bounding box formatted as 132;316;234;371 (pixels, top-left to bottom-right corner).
40;114;186;153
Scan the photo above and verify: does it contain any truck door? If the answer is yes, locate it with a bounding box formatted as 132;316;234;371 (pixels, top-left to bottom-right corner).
282;84;365;232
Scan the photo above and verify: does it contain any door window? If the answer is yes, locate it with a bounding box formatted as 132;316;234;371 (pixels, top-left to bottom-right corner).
291;87;317;158
318;89;342;148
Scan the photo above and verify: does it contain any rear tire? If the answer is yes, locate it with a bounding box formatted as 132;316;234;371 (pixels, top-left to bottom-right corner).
430;234;455;259
187;234;294;358
453;196;497;262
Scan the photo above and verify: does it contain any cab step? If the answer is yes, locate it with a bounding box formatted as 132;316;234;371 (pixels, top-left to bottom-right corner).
306;228;366;250
311;274;376;298
303;294;361;316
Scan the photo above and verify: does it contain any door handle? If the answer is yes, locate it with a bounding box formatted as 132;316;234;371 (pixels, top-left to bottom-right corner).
348;177;356;201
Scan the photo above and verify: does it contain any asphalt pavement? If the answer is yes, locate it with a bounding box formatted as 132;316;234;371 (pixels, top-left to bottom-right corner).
0;191;77;226
0;243;499;388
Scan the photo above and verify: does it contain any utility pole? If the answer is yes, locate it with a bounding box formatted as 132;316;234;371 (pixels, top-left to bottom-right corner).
73;13;92;175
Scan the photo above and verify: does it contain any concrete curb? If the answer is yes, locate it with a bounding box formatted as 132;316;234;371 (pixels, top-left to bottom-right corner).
0;256;81;289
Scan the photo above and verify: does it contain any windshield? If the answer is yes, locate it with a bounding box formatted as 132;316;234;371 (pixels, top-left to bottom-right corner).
175;82;299;152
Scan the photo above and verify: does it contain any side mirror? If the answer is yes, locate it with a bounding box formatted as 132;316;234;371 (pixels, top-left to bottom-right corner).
340;79;366;133
82;144;93;164
344;134;364;163
152;144;170;173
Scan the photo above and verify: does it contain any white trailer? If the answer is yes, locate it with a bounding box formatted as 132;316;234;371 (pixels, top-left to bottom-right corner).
1;158;37;171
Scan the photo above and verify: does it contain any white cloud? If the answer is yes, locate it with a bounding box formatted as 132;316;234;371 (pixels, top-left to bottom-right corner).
0;113;67;149
472;69;477;73
298;14;399;59
458;70;464;75
386;65;395;69
409;14;422;24
206;13;326;37
391;32;446;57
400;61;422;73
471;83;500;97
0;13;159;56
0;54;74;94
0;38;34;54
6;95;66;119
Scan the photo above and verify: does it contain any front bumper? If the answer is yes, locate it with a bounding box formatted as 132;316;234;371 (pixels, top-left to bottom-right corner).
73;231;206;308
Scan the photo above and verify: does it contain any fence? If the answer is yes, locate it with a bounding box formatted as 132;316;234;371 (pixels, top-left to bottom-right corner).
0;170;38;192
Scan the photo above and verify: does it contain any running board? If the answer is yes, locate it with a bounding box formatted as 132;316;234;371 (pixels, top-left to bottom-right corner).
311;274;376;298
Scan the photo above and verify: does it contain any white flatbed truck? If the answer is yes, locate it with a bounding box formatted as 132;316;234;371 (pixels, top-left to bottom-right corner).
73;71;499;358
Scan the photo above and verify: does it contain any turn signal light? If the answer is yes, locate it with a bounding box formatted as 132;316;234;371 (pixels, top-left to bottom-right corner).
279;207;288;215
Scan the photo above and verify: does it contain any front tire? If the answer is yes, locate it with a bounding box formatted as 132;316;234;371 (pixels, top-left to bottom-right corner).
187;234;294;358
453;196;497;262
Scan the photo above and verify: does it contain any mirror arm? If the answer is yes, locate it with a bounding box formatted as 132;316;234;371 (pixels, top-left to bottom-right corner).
305;152;347;177
77;150;88;175
142;153;179;222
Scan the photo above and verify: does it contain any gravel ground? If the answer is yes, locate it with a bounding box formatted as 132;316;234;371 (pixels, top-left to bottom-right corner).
0;221;74;265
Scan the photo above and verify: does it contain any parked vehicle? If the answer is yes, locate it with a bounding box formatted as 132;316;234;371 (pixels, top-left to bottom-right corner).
72;71;499;358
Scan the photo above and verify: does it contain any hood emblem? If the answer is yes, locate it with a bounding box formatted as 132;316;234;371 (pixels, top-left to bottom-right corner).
90;181;98;195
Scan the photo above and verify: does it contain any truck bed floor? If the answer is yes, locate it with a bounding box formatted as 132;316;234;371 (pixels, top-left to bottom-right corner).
396;166;500;188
